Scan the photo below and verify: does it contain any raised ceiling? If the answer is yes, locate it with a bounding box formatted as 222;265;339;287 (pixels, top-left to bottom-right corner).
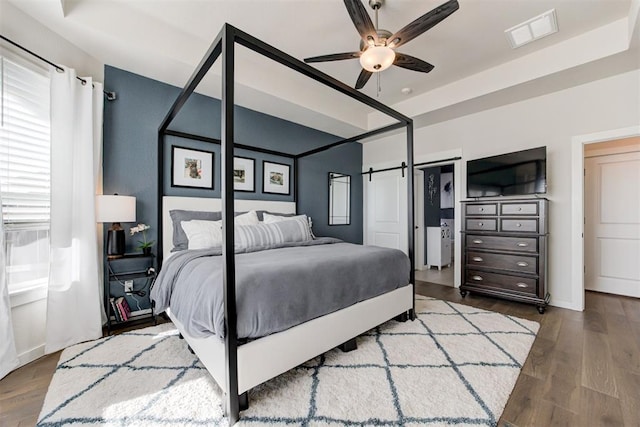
5;0;638;136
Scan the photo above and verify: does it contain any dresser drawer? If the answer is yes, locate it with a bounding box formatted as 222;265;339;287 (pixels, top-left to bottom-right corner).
501;219;538;233
466;235;538;252
466;219;497;231
501;202;539;216
467;251;538;274
465;204;497;216
466;270;538;296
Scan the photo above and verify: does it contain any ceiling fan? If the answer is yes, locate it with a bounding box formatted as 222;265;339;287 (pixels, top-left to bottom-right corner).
304;0;459;90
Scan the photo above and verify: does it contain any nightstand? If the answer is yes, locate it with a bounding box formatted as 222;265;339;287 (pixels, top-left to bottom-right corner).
105;253;157;334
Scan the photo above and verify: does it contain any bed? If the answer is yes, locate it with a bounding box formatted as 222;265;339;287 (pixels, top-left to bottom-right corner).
155;25;416;424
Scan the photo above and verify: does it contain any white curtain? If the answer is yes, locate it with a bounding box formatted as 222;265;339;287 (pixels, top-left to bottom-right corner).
0;196;19;380
45;68;103;354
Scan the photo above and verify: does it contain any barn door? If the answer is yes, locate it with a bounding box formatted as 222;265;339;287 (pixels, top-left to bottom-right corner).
364;169;408;254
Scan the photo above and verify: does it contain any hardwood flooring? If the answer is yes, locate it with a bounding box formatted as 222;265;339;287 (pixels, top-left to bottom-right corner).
1;285;638;426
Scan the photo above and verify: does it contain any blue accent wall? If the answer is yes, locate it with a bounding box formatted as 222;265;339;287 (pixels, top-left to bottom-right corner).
103;65;363;255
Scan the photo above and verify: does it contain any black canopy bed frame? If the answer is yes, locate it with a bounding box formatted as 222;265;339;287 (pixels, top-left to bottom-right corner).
156;24;415;425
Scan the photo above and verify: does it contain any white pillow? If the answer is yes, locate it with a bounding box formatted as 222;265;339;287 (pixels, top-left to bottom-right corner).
181;219;222;250
181;211;260;250
263;213;303;224
235;210;260;226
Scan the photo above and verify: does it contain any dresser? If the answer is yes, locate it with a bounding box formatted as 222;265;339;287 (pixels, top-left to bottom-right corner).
461;198;550;313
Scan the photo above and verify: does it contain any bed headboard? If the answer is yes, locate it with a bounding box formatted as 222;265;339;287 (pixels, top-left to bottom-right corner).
162;196;296;258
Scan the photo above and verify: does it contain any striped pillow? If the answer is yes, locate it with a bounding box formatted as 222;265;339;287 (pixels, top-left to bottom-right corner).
235;215;313;251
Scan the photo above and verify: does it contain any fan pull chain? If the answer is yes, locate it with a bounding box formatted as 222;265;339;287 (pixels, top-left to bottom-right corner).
377;72;381;97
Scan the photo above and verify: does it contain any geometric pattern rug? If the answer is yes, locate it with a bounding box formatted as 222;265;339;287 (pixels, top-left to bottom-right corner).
37;296;539;426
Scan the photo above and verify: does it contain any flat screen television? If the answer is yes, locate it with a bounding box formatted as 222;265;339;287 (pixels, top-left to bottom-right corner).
467;146;547;198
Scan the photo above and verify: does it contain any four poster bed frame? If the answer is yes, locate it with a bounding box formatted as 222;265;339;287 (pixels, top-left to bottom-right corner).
156;24;415;425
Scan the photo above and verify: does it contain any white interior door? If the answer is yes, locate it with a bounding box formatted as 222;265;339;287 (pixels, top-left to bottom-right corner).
364;169;408;254
584;151;640;297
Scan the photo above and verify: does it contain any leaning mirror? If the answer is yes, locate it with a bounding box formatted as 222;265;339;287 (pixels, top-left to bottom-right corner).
329;172;350;225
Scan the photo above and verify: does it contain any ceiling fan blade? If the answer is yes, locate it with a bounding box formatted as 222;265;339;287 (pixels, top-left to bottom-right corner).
393;53;435;73
355;69;373;89
304;52;361;63
387;0;459;49
343;0;378;45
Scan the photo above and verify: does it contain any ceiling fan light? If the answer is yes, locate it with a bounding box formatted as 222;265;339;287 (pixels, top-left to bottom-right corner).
359;46;396;72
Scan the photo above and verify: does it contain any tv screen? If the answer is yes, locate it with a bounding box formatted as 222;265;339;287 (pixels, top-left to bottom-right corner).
467;147;547;198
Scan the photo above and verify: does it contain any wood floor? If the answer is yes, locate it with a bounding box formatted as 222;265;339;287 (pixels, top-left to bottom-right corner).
1;284;638;426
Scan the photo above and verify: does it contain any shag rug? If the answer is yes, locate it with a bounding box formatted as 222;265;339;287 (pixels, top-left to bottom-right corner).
37;296;539;426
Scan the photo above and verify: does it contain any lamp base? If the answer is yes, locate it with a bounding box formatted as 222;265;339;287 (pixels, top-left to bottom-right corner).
106;228;125;258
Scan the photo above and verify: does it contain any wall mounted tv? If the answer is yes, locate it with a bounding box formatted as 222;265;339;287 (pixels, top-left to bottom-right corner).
467;146;547;198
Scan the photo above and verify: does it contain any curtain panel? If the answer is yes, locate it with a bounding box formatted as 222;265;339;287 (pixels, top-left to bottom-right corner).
0;199;19;380
45;68;103;354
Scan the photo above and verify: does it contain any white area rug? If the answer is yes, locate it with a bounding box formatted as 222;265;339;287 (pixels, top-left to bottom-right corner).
37;297;539;426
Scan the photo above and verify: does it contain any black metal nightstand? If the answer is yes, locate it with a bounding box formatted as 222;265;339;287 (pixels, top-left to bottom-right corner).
105;253;157;334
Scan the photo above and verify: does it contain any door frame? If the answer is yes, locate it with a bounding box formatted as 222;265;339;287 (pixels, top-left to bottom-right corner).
413;149;463;287
571;125;640;311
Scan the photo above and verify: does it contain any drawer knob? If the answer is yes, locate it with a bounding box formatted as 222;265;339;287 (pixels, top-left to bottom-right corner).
472;257;484;262
480;207;484;211
517;261;529;267
518;207;522;211
516;223;522;227
517;242;529;247
516;283;528;288
478;222;484;227
472;275;483;281
472;239;483;244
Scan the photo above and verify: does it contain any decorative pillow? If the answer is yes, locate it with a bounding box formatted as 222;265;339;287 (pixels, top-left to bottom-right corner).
235;219;312;251
170;210;221;252
234;210;260;226
181;220;223;250
263;213;316;239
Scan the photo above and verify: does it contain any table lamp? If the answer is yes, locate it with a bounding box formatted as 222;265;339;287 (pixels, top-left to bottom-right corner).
96;194;136;258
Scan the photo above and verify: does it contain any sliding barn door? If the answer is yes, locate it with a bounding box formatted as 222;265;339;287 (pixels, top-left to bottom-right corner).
584;151;640;297
364;170;408;254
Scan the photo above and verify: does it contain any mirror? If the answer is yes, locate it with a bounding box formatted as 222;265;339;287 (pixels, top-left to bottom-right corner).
329;172;350;225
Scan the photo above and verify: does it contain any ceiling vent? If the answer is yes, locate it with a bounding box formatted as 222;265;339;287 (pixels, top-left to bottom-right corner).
505;9;558;49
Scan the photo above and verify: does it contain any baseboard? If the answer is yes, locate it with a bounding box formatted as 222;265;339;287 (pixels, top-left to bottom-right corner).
17;344;45;368
549;299;581;311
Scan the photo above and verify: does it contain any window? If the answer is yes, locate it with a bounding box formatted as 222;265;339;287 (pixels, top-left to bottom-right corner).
0;54;51;293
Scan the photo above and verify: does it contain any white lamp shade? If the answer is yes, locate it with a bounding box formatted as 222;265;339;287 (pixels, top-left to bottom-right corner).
359;46;396;72
96;195;136;223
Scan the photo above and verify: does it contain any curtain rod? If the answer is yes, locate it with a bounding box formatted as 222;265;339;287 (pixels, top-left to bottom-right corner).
0;34;117;101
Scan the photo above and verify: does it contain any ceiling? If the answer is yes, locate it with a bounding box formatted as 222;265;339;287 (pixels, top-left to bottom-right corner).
5;0;638;137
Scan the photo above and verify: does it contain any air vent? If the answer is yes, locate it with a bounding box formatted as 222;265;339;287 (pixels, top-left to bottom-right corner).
505;9;558;49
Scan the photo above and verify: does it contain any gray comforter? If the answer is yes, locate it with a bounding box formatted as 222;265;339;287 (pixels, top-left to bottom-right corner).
151;238;410;339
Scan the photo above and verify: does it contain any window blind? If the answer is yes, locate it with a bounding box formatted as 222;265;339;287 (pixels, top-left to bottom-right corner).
0;56;51;228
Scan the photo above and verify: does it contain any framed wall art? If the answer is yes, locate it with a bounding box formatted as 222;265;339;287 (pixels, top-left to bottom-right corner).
171;146;214;189
262;161;290;195
233;156;255;192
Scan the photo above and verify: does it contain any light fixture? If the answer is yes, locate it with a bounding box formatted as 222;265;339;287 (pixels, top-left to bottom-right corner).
96;194;136;258
359;45;396;72
505;9;558;49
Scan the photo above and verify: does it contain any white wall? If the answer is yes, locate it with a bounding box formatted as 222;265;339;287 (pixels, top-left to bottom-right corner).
0;1;103;80
364;69;640;309
1;2;105;368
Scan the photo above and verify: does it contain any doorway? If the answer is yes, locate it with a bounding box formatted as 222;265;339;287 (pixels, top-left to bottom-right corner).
414;163;456;287
584;137;640;298
571;125;640;311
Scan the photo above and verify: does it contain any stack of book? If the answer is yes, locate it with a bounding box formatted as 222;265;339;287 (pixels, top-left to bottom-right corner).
110;296;132;322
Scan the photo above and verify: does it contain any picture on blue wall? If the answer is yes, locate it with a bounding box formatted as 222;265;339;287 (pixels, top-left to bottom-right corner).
171;146;214;189
234;156;255;192
263;161;290;195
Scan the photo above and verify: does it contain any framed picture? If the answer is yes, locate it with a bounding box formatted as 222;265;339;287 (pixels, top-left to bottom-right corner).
233;156;255;192
262;161;290;195
171;146;214;189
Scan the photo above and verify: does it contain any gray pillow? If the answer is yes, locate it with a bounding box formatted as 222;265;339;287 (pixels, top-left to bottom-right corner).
170;210;221;252
170;209;297;251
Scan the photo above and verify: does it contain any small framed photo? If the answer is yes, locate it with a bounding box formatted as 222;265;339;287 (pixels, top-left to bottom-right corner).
171;146;214;189
262;161;290;195
233;156;255;192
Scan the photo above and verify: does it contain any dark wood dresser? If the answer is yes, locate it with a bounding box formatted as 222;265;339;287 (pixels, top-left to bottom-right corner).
460;198;550;313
